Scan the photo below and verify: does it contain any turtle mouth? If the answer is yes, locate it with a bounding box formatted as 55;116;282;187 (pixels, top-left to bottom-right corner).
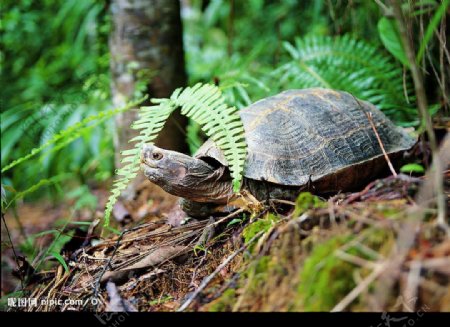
141;160;158;169
141;162;163;182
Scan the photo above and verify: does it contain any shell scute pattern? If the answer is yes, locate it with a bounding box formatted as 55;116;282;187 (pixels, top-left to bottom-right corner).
196;88;416;187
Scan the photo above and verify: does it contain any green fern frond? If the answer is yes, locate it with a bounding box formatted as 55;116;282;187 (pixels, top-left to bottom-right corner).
275;34;416;123
104;83;247;226
1;97;146;174
103;100;176;226
4;173;73;210
175;84;247;192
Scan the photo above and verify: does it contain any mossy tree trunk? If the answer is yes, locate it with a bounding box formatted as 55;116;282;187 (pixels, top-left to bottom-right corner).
110;0;188;200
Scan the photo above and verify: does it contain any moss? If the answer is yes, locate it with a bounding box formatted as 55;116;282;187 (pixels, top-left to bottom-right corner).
376;202;404;219
242;213;278;246
148;294;173;306
208;289;237;312
209;255;275;311
293;192;327;217
210;208;397;312
246;256;272;292
297;234;357;311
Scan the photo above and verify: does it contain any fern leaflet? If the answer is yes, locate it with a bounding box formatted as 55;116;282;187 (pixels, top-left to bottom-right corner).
103;100;176;226
104;84;247;226
175;84;247;191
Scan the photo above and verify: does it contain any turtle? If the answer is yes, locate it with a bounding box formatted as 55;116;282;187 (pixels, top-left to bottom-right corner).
140;88;416;218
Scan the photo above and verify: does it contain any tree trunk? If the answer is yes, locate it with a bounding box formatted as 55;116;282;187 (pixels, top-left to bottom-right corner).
110;0;188;201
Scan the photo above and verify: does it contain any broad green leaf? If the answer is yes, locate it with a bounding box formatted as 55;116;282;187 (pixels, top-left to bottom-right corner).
416;0;449;63
227;218;243;227
400;163;425;174
50;252;69;273
378;17;409;67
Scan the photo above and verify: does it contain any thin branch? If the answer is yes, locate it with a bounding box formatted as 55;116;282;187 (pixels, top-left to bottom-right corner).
352;95;397;176
177;231;263;312
335;250;378;269
402;260;421;312
1;211;25;292
366;111;398;177
93;228;129;311
374;0;390;14
414;134;450;230
212;208;246;227
331;262;386;312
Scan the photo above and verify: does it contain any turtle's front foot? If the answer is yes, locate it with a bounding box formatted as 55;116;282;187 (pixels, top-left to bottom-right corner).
166;204;191;227
180;199;236;219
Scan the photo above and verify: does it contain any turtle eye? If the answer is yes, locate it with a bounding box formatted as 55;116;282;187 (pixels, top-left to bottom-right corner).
152;152;163;161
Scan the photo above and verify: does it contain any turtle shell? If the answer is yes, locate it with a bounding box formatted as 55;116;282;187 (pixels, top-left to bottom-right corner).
195;88;416;187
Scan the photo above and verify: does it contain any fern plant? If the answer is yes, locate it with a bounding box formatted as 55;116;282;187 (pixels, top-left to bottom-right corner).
274;34;417;124
104;83;247;226
1;80;113;191
2;0;111;192
1;97;146;175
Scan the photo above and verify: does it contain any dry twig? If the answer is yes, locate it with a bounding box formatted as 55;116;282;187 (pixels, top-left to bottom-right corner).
177;231;264;312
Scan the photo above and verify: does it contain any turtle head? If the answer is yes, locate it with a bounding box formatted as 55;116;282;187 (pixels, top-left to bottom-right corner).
140;144;232;202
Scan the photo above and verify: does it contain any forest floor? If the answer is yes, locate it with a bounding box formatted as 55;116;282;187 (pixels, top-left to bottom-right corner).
2;141;450;312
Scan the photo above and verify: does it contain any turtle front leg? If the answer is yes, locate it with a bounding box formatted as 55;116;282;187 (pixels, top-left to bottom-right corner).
180;199;232;219
166;200;214;227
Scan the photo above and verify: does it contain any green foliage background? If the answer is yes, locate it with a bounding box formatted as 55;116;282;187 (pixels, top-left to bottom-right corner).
1;0;447;202
1;0;448;309
1;0;111;196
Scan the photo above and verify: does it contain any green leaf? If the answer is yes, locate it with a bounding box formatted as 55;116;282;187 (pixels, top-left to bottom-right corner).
416;0;449;63
378;17;409;67
49;252;69;273
400;163;425;174
227;218;243;227
428;103;441;117
103;225;122;236
67;221;94;226
103;100;177;226
242;213;278;246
